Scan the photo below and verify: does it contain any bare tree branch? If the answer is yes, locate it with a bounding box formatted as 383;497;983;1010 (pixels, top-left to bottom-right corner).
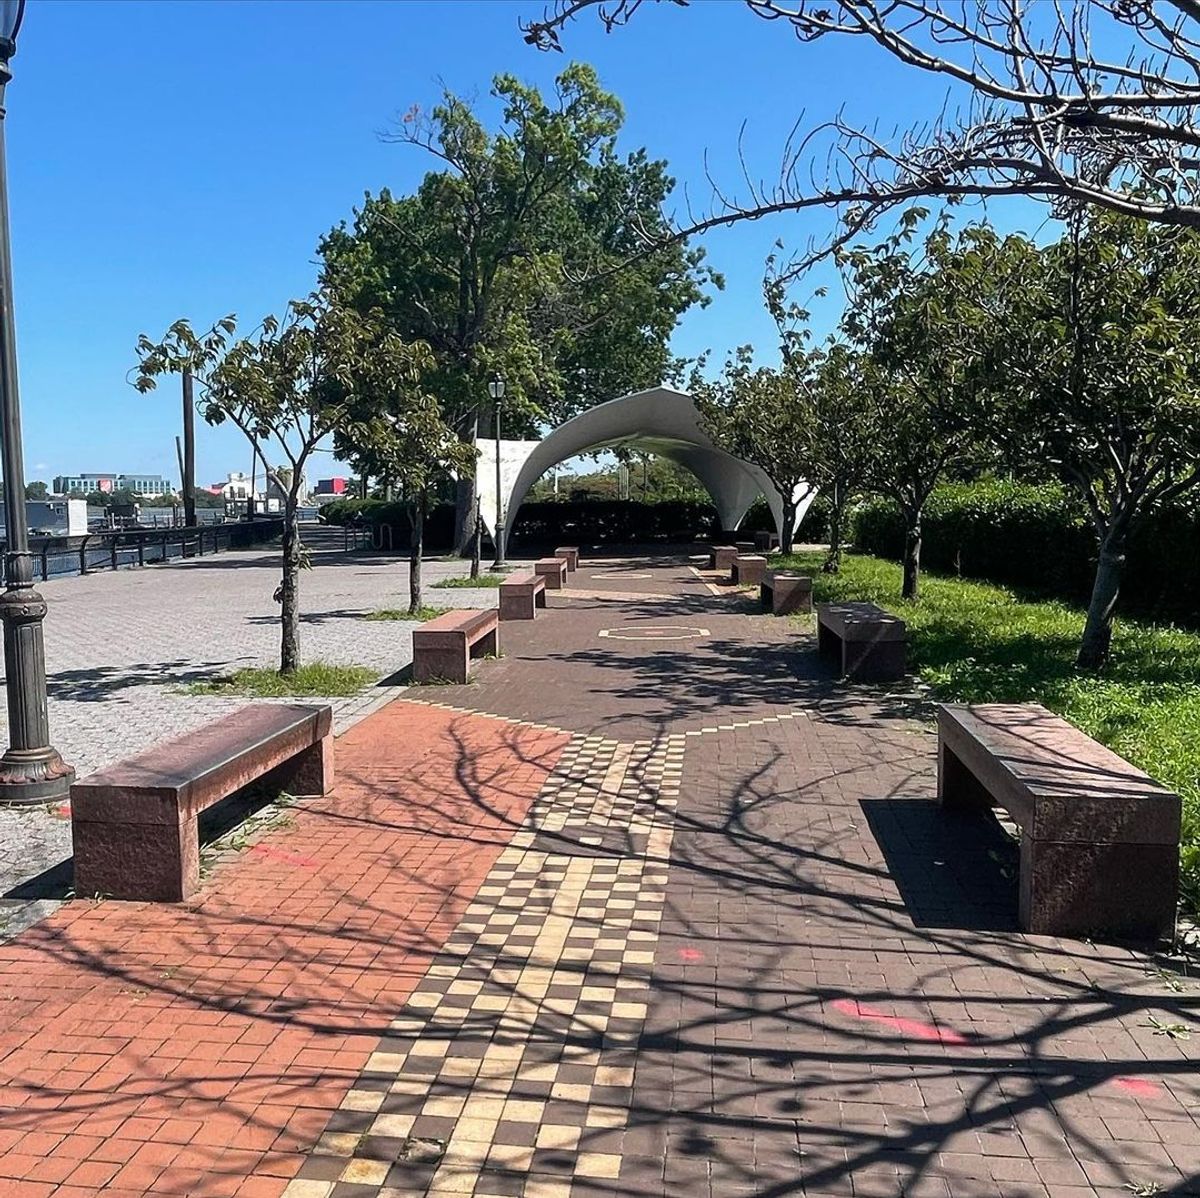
522;0;1200;262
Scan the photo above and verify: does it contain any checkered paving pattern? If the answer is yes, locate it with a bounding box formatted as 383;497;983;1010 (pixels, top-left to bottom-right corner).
281;733;683;1197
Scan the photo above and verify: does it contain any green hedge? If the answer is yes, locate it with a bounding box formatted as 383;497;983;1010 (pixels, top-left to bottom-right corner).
321;497;725;548
320;493;834;549
853;481;1200;624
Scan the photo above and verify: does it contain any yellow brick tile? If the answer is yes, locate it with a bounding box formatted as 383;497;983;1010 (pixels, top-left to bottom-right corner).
536;1124;581;1150
576;1151;622;1179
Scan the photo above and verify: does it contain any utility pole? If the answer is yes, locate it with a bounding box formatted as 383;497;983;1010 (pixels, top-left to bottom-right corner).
181;367;196;527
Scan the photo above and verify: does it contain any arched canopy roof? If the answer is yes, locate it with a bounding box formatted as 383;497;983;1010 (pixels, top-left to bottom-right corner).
499;386;811;548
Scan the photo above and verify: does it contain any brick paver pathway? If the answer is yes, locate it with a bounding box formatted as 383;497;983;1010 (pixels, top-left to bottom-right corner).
2;555;1198;1197
0;529;508;939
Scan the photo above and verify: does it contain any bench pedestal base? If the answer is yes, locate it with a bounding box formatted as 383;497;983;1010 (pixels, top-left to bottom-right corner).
413;627;498;684
940;737;1178;940
75;815;200;903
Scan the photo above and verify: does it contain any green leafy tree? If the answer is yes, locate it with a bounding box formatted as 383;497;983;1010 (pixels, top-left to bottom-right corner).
24;481;48;500
320;64;716;550
767;279;879;573
980;209;1200;670
334;369;474;616
135;296;430;673
803;344;876;574
837;216;1000;599
693;348;815;554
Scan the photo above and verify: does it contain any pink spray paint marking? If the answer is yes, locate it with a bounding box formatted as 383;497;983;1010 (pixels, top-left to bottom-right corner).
1110;1076;1162;1098
832;997;969;1046
249;844;318;868
52;804;72;820
678;947;705;963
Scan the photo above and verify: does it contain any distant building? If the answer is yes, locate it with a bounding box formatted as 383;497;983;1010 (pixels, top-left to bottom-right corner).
312;477;349;507
53;472;172;498
210;472;257;503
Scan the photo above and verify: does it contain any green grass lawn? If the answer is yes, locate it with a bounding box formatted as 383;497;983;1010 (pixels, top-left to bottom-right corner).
433;573;509;588
366;606;446;622
187;662;379;698
779;550;1200;914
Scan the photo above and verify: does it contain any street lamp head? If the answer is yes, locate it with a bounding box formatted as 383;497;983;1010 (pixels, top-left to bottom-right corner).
487;375;506;402
0;0;24;66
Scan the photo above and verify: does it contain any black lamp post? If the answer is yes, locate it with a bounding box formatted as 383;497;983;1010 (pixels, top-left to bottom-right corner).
488;375;506;569
0;0;74;804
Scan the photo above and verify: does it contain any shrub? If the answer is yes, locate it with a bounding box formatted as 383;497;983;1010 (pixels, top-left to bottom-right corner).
853;481;1200;625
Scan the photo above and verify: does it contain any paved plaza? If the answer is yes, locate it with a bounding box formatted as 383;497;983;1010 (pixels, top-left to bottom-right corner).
1;552;1198;1197
0;528;499;935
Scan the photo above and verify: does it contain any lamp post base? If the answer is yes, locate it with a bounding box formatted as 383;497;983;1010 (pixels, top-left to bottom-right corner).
0;746;74;805
0;583;75;806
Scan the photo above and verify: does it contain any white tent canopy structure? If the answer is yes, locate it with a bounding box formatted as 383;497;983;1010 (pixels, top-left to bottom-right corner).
475;386;814;558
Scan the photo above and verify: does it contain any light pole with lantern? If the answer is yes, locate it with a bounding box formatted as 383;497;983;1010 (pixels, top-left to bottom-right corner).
0;0;75;804
488;375;507;569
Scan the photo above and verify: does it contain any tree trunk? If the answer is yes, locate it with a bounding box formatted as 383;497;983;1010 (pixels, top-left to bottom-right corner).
470;500;482;580
453;411;480;555
279;500;301;675
1077;528;1127;671
408;496;426;617
901;510;921;601
823;482;844;574
779;495;797;555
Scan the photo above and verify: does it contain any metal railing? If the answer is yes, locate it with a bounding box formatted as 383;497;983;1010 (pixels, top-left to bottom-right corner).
0;519;285;582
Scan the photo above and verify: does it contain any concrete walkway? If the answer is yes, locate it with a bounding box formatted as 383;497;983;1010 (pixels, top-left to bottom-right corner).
0;555;1196;1197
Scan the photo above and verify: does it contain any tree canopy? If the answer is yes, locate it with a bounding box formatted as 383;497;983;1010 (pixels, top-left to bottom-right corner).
320;64;718;547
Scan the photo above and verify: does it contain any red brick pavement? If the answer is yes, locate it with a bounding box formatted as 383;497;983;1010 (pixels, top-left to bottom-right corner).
0;702;569;1198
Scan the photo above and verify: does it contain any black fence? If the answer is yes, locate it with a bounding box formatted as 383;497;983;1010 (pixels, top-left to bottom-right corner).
0;519;284;582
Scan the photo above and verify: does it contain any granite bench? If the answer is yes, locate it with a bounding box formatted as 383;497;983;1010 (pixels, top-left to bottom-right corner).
499;572;547;621
731;554;768;587
534;557;568;589
413;608;499;683
554;546;580;572
816;601;907;681
754;530;780;552
761;569;813;615
71;703;334;902
708;544;739;572
938;703;1181;940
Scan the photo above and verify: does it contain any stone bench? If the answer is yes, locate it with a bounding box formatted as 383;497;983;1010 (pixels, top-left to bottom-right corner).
71;703;334;902
938;703;1181;940
816;601;907;681
708;544;739;572
731;554;768;587
413;608;499;683
499;572;547;621
554;546;580;572
761;570;812;615
754;530;780;552
534;557;568;589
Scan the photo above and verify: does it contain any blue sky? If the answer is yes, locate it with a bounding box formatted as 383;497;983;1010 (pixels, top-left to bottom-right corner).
10;0;1044;488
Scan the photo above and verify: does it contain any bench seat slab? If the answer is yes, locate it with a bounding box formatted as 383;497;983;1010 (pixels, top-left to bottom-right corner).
500;573;548;621
412;609;500;683
72;703;334;903
553;546;580;572
816;603;907;682
708;545;738;571
761;572;812;615
938;703;1181;940
534;558;568;589
731;555;768;587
